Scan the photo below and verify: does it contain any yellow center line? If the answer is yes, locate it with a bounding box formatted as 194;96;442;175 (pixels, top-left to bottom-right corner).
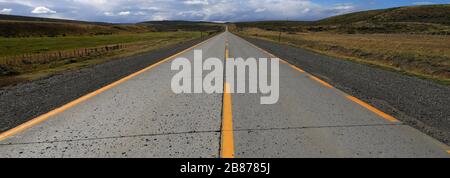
221;83;235;158
0;34;219;142
221;41;235;158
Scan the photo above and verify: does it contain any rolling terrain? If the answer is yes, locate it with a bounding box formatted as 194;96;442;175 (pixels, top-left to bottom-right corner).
232;4;450;84
0;14;155;37
233;4;450;34
0;15;224;87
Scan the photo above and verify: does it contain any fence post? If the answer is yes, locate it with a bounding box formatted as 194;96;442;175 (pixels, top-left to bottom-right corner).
15;55;19;65
278;31;282;42
14;55;17;65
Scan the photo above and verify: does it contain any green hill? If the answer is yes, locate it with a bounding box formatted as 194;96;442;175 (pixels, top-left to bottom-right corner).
316;4;450;25
234;4;450;34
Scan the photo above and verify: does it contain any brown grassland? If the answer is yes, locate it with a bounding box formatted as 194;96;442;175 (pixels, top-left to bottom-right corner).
235;28;450;85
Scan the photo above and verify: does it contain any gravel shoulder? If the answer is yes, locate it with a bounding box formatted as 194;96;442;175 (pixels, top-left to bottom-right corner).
243;36;450;145
0;37;211;133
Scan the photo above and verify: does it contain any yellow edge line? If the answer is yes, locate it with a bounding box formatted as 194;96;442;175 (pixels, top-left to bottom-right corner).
309;75;334;89
221;42;235;158
0;34;219;142
446;150;450;154
345;95;400;123
237;34;401;123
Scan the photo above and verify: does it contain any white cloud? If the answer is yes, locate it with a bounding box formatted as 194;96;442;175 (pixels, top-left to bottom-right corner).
327;3;356;15
118;11;130;16
1;0;362;22
152;15;167;21
31;6;56;14
140;7;160;11
103;11;135;17
104;12;114;16
413;2;436;5
184;0;210;5
72;0;117;11
333;4;354;10
0;8;12;14
134;11;146;16
254;8;266;13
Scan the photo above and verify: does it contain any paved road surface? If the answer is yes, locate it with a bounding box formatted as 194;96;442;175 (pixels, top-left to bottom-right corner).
0;31;448;158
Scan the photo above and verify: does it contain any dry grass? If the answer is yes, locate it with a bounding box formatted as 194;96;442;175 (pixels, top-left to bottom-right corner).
0;31;206;87
237;28;450;84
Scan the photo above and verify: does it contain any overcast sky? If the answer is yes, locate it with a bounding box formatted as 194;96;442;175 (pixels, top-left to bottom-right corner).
0;0;449;23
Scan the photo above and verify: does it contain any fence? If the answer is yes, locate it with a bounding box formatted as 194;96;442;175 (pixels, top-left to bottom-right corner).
0;33;222;66
0;44;127;66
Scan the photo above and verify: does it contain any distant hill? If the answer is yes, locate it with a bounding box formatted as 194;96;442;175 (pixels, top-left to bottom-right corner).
0;16;223;38
139;20;224;32
233;21;311;31
316;4;450;25
0;15;156;37
0;14;109;25
140;20;213;25
234;4;450;34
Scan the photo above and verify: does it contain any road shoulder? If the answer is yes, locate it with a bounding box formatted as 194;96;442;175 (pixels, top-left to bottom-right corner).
0;36;213;134
242;36;450;145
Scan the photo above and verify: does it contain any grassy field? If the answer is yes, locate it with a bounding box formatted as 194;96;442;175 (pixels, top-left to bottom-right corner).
0;14;225;87
236;28;450;84
0;31;209;86
0;32;199;56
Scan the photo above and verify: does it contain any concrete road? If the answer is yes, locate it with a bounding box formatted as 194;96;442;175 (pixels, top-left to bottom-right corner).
0;31;448;158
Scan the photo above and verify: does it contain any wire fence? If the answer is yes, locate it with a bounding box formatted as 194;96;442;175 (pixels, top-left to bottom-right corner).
0;32;222;66
0;44;128;66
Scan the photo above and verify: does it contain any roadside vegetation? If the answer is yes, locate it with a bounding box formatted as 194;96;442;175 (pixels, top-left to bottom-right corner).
0;15;223;87
231;4;450;85
0;32;201;56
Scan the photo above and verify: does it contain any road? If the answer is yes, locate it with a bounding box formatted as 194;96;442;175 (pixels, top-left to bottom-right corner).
0;31;448;158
